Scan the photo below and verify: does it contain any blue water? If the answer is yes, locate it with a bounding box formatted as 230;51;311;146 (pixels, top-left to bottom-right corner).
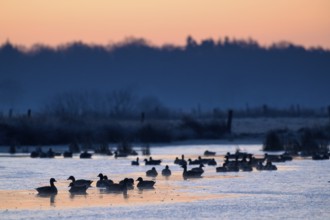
1;143;330;219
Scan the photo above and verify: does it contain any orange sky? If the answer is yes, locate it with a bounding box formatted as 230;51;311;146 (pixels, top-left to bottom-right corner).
0;0;329;48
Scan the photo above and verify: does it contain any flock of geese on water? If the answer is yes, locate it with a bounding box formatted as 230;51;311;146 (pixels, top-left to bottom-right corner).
36;150;293;196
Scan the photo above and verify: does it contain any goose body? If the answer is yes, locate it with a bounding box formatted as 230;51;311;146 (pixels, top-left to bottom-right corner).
36;178;57;195
63;151;73;158
256;161;277;171
174;155;187;166
144;157;162;165
181;164;203;179
188;158;202;165
119;178;134;189
191;164;204;174
204;150;216;156
146;167;158;177
102;175;114;187
136;177;155;189
131;157;139;166
96;173;105;187
207;159;217;166
161;165;172;176
67;176;93;187
96;173;113;187
216;166;227;172
105;178;130;192
80;151;92;159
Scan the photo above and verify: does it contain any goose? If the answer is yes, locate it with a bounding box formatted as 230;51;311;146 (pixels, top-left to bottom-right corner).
239;163;253;172
131;157;139;166
256;161;264;171
216;163;227;172
102;175;114;186
105;179;129;192
181;164;203;179
144;157;162;165
68;182;88;194
63;151;73;158
225;162;239;172
174;155;187;166
207;159;217;166
96;173;105;187
35;178;58;195
96;173;113;187
191;164;204;174
204;150;216;156
197;156;214;164
80;151;92;159
146;167;158;177
119;178;134;189
136;177;155;189
46;148;55;158
161;165;172;177
67;176;93;187
188;158;201;165
264;161;277;171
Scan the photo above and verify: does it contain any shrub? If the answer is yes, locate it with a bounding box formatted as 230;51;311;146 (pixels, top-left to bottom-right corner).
263;130;284;151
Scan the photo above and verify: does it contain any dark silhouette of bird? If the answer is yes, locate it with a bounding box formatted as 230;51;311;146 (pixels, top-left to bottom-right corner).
131;157;139;166
136;177;155;189
144;157;162;165
35;178;58;195
67;176;93;187
181;164;203;179
161;165;172;177
146;167;158;177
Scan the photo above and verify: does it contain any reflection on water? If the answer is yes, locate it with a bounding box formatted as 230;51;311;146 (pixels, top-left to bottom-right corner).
36;194;56;207
69;192;88;200
138;187;155;194
123;191;129;200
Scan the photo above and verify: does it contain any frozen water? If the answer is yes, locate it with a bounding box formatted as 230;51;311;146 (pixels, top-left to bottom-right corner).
1;143;330;219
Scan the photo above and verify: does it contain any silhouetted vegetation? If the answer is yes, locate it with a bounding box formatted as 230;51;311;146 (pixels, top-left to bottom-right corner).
263;130;284;151
263;126;330;155
0;36;329;148
0;36;329;112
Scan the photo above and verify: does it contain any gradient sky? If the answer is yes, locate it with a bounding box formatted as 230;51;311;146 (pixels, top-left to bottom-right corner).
1;0;329;48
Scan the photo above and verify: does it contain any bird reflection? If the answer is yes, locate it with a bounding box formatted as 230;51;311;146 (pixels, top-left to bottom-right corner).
36;194;57;207
123;191;129;200
69;192;88;200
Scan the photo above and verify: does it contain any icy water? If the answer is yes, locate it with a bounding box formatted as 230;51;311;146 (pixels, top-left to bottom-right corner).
1;142;330;219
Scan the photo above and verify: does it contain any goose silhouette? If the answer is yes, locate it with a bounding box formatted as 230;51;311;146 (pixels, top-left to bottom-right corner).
119;178;134;189
105;178;129;192
181;164;203;179
96;173;105;187
191;164;204;174
146;167;158;177
96;173;113;187
67;176;93;187
131;157;139;166
161;165;172;177
35;178;57;195
136;177;155;189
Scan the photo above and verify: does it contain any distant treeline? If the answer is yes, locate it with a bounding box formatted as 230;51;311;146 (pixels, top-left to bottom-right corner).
0;36;330;111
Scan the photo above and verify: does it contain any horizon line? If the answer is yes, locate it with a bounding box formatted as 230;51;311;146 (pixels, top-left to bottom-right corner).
1;36;329;52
